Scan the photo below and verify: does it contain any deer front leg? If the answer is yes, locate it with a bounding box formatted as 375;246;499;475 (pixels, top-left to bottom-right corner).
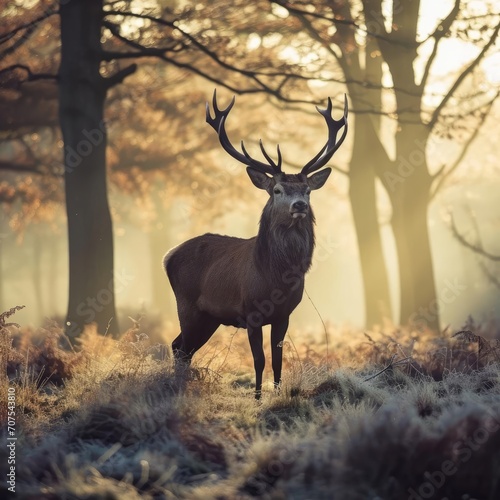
247;326;264;399
271;318;289;391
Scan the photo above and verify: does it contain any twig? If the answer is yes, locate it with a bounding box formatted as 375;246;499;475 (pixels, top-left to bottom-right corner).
363;354;412;382
304;287;339;369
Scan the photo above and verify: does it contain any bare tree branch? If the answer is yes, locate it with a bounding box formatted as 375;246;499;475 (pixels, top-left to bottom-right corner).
428;22;500;129
450;214;500;262
0;8;57;46
103;63;138;90
0;21;38;61
0;64;58;84
419;0;460;90
0;161;46;175
430;92;497;200
479;261;500;289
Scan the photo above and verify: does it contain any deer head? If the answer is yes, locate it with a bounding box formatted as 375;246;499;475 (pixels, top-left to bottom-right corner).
206;90;348;225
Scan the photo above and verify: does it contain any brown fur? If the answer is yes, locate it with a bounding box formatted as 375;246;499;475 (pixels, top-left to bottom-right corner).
164;171;328;397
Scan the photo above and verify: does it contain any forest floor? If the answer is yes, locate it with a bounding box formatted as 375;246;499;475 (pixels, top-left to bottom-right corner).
2;307;500;500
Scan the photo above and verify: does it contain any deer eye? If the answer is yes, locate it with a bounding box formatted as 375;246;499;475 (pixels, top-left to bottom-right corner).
273;187;282;195
305;187;311;195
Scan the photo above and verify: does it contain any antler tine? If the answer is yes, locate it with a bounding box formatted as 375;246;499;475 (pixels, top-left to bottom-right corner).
205;91;235;134
236;141;265;174
276;144;282;169
212;88;223;114
259;140;282;171
206;90;281;176
301;94;348;175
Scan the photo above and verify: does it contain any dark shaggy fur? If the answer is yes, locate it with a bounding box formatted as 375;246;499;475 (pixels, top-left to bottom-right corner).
164;169;330;397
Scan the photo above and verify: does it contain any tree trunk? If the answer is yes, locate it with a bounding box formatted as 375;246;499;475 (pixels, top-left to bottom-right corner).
0;209;4;311
346;39;392;327
362;0;440;330
349;114;392;326
59;0;119;338
391;192;438;330
388;126;439;330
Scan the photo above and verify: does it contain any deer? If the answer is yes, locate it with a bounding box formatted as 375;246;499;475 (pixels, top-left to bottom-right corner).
164;90;348;398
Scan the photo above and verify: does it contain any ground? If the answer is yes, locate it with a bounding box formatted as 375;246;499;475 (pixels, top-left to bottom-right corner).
2;308;500;500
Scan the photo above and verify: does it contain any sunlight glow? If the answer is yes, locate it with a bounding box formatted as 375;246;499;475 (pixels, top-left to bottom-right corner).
270;3;290;19
483;52;500;83
279;45;301;64
247;33;261;51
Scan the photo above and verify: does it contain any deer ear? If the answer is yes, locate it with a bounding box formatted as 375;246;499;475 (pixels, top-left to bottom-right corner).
247;167;273;191
307;167;331;190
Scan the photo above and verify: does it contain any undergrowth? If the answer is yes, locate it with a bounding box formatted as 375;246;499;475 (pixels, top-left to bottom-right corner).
1;307;500;499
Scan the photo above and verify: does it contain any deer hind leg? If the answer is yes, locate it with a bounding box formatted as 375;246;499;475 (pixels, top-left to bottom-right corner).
247;326;264;399
172;310;220;365
271;318;289;390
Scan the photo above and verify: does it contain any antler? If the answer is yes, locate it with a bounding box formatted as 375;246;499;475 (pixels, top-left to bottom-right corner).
206;90;282;176
301;95;348;175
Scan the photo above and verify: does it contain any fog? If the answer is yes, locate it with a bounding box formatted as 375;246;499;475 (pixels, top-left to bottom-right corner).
1;0;499;339
3;170;499;335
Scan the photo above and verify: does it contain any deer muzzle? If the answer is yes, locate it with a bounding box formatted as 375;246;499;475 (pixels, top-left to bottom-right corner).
290;200;309;218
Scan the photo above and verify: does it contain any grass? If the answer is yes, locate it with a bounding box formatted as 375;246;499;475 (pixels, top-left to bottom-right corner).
2;309;500;499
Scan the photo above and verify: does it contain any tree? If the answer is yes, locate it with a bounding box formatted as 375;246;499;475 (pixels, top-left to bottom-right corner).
1;0;299;336
271;0;392;325
272;0;499;330
59;0;135;337
362;0;498;329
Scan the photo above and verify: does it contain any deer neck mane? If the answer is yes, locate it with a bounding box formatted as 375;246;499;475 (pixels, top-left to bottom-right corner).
254;203;315;286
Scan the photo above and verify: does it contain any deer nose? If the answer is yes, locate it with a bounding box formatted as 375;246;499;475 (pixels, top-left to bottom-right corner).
291;200;308;212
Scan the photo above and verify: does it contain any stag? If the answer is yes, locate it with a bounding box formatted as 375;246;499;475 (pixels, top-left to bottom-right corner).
164;91;348;398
